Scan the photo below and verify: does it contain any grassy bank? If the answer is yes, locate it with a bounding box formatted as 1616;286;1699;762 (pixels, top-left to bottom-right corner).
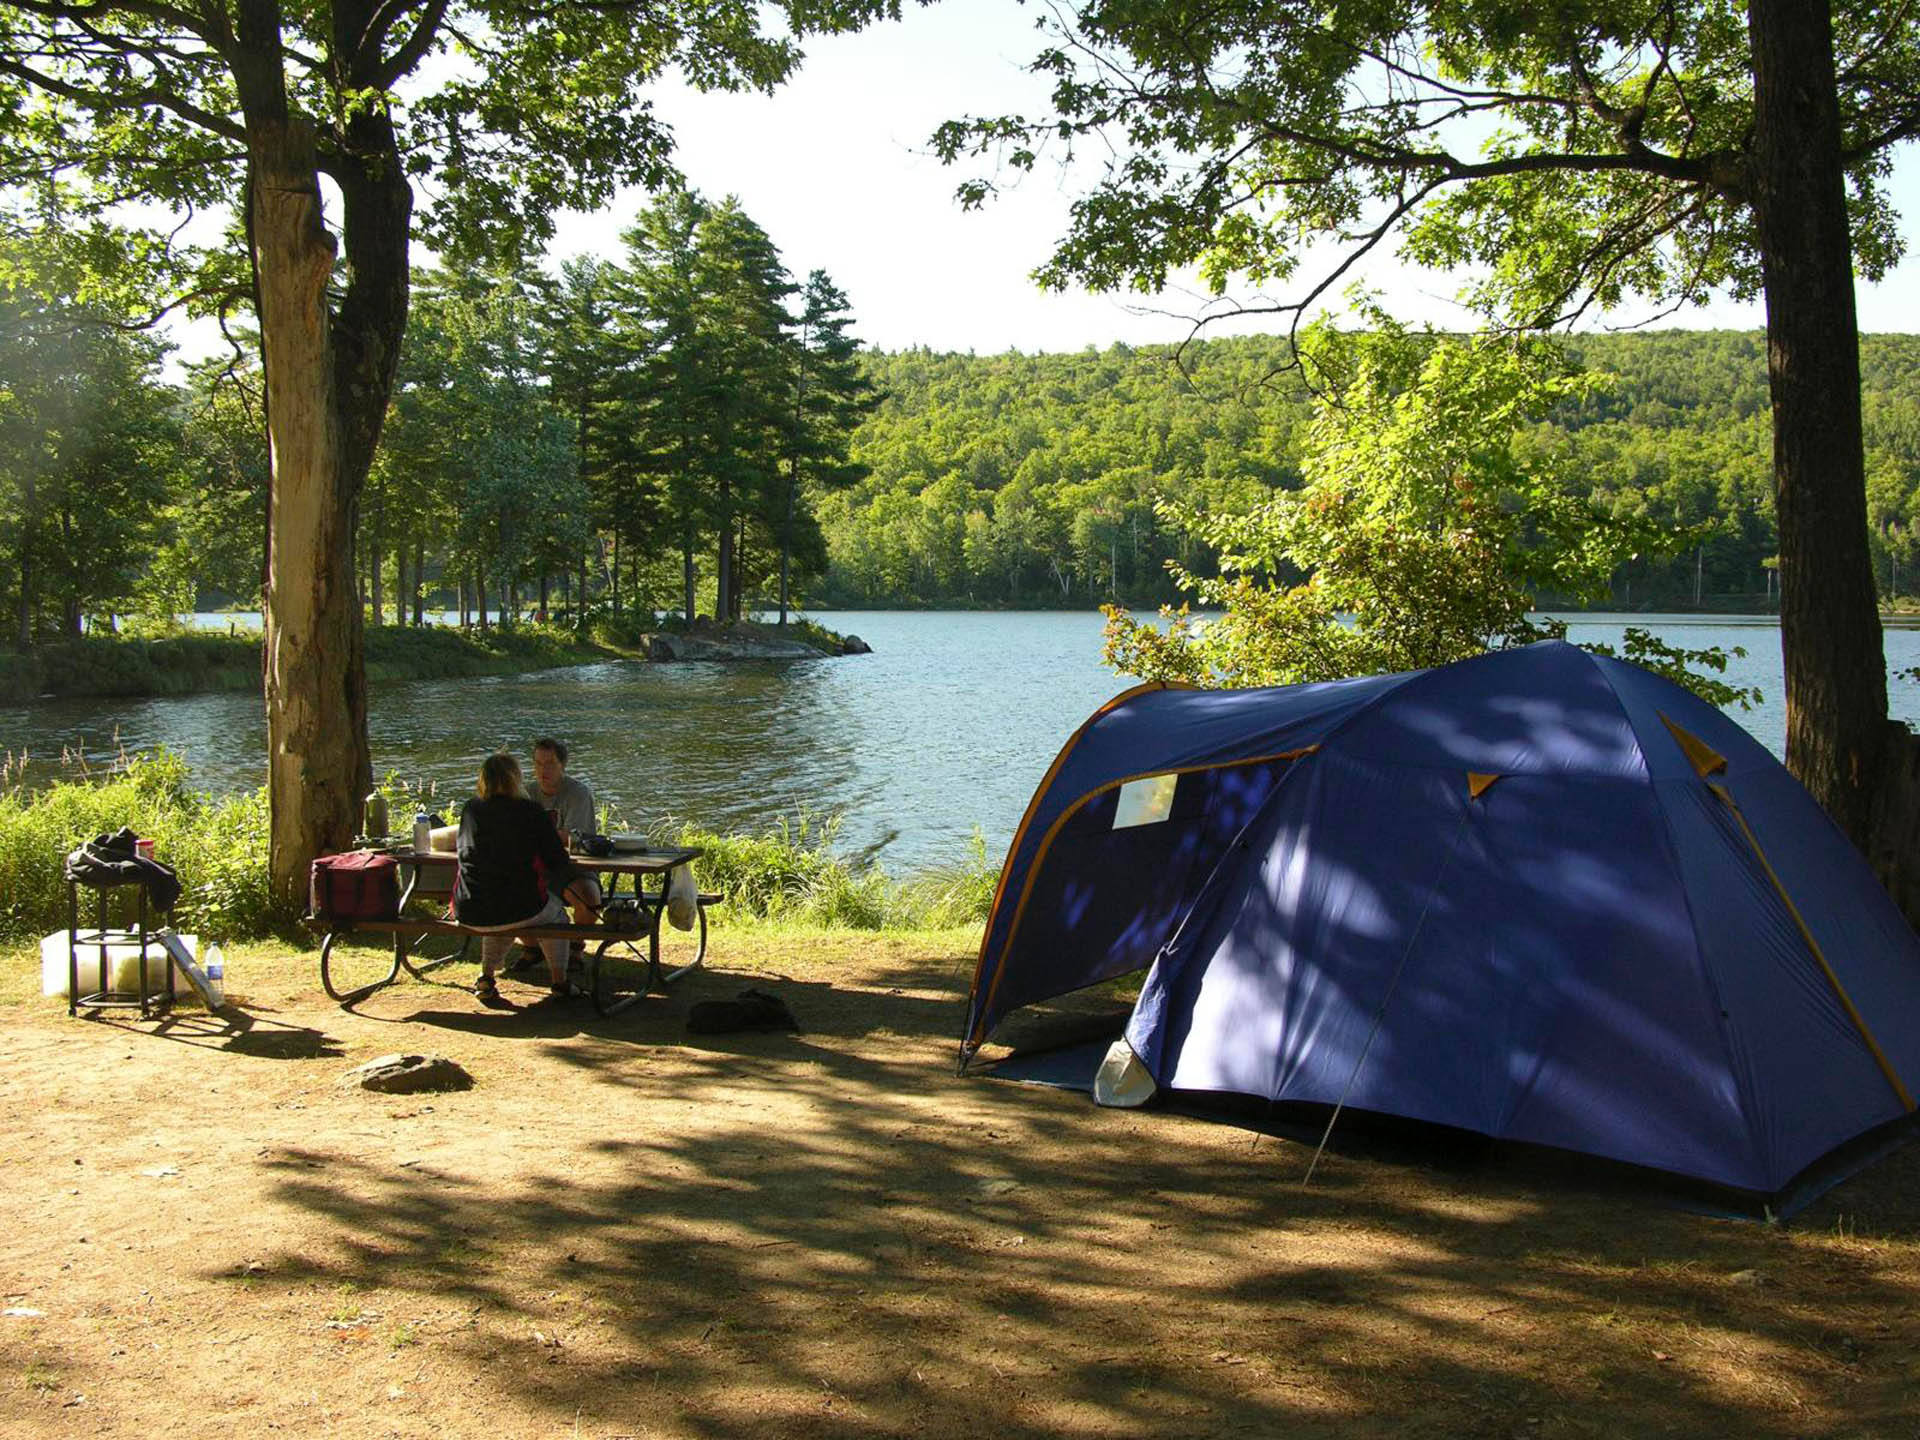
0;755;997;942
0;623;626;705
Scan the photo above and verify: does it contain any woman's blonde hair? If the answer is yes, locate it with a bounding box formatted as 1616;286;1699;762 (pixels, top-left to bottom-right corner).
477;751;525;799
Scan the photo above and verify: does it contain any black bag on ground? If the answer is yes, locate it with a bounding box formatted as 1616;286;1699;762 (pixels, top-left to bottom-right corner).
600;896;644;932
309;851;401;922
686;988;801;1035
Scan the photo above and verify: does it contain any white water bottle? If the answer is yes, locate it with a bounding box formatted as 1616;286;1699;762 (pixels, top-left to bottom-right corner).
414;812;432;853
204;950;226;1009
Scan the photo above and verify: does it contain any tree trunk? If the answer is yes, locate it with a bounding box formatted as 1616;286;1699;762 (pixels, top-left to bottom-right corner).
477;568;489;631
715;492;733;623
250;114;367;905
683;533;696;622
1749;0;1887;853
779;458;795;628
393;531;407;629
413;537;426;626
228;0;412;906
15;472;33;649
367;500;384;626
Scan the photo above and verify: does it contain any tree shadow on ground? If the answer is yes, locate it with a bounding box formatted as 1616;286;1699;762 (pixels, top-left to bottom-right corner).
228;950;1920;1439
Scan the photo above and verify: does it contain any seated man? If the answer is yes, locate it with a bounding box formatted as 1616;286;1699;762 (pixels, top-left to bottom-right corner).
532;736;596;840
517;736;597;972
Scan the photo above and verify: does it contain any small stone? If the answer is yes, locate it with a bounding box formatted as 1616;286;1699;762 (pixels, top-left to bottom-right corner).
341;1054;473;1095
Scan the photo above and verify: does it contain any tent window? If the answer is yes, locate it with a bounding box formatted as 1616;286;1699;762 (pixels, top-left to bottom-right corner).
1113;773;1178;829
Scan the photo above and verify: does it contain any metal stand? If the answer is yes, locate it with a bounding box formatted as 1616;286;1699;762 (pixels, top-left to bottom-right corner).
67;876;173;1019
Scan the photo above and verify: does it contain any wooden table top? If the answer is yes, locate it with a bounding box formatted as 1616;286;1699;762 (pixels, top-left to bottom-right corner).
401;846;700;875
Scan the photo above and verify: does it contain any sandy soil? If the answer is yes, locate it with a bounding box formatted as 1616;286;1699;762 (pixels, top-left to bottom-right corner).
3;932;1918;1439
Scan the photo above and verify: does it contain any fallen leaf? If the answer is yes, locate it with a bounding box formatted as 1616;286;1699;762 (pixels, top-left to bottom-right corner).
1652;1350;1672;1362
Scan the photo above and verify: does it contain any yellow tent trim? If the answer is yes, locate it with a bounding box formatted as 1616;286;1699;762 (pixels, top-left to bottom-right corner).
1467;772;1501;800
1708;780;1915;1113
1660;713;1728;778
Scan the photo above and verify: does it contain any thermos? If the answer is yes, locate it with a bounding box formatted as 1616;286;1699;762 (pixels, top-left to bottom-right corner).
364;789;389;838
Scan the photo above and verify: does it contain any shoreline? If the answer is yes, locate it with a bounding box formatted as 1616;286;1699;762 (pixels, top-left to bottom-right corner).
0;617;853;706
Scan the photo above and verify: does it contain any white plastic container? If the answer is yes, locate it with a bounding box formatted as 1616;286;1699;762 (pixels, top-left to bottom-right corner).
42;931;198;1000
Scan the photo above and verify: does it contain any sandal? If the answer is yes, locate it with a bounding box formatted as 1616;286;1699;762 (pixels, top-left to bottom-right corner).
474;975;513;1010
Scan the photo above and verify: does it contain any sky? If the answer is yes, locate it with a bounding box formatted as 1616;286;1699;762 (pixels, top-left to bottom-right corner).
541;0;1920;355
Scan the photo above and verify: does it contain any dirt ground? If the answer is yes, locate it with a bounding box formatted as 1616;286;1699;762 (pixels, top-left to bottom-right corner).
3;930;1918;1439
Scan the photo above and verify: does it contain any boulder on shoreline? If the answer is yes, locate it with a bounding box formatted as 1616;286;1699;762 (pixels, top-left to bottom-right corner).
642;619;841;663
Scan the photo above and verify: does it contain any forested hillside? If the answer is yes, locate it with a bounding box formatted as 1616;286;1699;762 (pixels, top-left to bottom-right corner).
823;330;1920;611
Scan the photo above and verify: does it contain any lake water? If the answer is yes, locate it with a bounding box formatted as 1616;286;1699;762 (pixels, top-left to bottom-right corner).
9;612;1920;873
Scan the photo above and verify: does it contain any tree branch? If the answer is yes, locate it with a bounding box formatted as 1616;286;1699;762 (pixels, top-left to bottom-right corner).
0;54;247;142
368;0;448;88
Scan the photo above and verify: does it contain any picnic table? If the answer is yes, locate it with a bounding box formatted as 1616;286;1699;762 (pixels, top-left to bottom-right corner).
315;846;714;1015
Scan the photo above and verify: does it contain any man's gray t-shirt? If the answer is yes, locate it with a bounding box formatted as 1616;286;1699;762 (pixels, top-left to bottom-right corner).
538;774;596;836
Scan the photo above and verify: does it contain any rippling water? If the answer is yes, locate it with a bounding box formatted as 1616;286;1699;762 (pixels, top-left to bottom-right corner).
8;612;1920;871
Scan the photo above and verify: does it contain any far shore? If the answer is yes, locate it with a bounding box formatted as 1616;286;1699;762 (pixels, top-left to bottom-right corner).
1;616;850;706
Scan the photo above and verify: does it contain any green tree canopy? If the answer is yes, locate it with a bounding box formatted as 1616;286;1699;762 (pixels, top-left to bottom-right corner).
0;0;901;900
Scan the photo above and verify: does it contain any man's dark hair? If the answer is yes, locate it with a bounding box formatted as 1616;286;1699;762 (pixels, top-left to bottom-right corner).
533;737;568;766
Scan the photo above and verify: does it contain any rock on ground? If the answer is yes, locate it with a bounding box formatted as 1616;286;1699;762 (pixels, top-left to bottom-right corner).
341;1052;473;1093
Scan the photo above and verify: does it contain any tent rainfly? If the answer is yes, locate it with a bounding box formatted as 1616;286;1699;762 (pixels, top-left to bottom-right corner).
964;641;1920;1208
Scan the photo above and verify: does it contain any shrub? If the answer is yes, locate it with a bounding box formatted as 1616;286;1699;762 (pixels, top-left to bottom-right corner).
0;751;293;940
0;651;46;704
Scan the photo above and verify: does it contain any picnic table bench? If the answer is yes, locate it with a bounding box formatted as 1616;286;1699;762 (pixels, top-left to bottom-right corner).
312;847;717;1016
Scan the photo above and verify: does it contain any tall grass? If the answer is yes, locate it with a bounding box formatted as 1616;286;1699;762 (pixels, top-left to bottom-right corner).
0;750;280;940
630;810;997;930
0;756;999;941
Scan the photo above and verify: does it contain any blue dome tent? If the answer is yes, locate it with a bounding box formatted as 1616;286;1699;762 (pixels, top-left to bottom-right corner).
963;642;1920;1209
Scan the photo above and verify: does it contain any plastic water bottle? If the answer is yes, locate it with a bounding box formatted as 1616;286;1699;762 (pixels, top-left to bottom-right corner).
413;812;432;853
204;949;226;1009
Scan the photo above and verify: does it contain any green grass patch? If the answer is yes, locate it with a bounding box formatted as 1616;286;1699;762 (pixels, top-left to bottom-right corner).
362;621;620;681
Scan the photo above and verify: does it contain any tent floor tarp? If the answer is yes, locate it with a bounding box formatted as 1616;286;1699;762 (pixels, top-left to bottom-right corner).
973;1035;1918;1221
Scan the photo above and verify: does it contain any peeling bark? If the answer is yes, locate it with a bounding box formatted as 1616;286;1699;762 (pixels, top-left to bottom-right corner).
252;115;359;903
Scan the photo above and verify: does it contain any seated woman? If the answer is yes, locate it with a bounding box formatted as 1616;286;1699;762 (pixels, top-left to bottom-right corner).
455;751;601;1005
